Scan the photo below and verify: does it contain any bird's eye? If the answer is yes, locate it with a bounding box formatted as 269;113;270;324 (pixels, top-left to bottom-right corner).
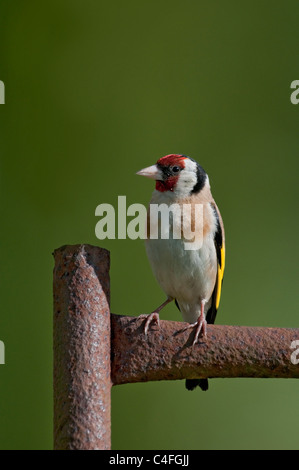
172;166;180;173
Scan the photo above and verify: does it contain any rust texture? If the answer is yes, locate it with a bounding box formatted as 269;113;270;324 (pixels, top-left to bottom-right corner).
53;244;299;449
53;244;110;450
111;315;299;385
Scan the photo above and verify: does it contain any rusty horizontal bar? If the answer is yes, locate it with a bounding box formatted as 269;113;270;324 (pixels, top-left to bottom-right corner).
111;314;299;385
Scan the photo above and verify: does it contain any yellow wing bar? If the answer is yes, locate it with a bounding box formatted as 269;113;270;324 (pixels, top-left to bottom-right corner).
215;244;225;310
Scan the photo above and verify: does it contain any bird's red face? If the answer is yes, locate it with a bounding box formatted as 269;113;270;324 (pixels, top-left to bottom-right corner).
137;154;207;197
136;154;187;193
155;154;186;192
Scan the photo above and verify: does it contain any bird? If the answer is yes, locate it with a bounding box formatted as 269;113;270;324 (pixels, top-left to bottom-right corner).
136;154;225;391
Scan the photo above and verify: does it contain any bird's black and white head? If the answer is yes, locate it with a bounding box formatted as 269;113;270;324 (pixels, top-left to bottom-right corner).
137;154;209;198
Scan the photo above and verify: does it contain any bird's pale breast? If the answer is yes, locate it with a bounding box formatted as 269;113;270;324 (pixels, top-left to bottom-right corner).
145;201;218;323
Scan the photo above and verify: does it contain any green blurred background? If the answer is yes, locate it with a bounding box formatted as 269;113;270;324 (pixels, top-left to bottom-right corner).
0;0;298;450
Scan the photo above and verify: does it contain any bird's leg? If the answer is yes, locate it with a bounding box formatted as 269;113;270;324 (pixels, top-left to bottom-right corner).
139;297;173;336
181;300;207;346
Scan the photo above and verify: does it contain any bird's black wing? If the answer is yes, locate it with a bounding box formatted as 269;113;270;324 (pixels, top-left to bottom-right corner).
206;203;225;325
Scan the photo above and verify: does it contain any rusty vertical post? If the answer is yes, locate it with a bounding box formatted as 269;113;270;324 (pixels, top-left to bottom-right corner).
53;244;110;450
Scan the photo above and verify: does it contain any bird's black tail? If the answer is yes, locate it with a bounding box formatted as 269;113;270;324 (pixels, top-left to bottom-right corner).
185;378;209;392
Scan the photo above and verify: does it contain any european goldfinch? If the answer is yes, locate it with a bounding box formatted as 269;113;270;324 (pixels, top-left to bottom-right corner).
137;154;225;391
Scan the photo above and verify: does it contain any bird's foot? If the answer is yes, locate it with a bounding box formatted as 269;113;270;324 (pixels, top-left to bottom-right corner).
138;297;173;336
138;312;160;336
181;315;207;346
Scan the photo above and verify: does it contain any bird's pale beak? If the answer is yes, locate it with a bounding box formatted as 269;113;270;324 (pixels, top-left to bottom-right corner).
136;164;162;180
